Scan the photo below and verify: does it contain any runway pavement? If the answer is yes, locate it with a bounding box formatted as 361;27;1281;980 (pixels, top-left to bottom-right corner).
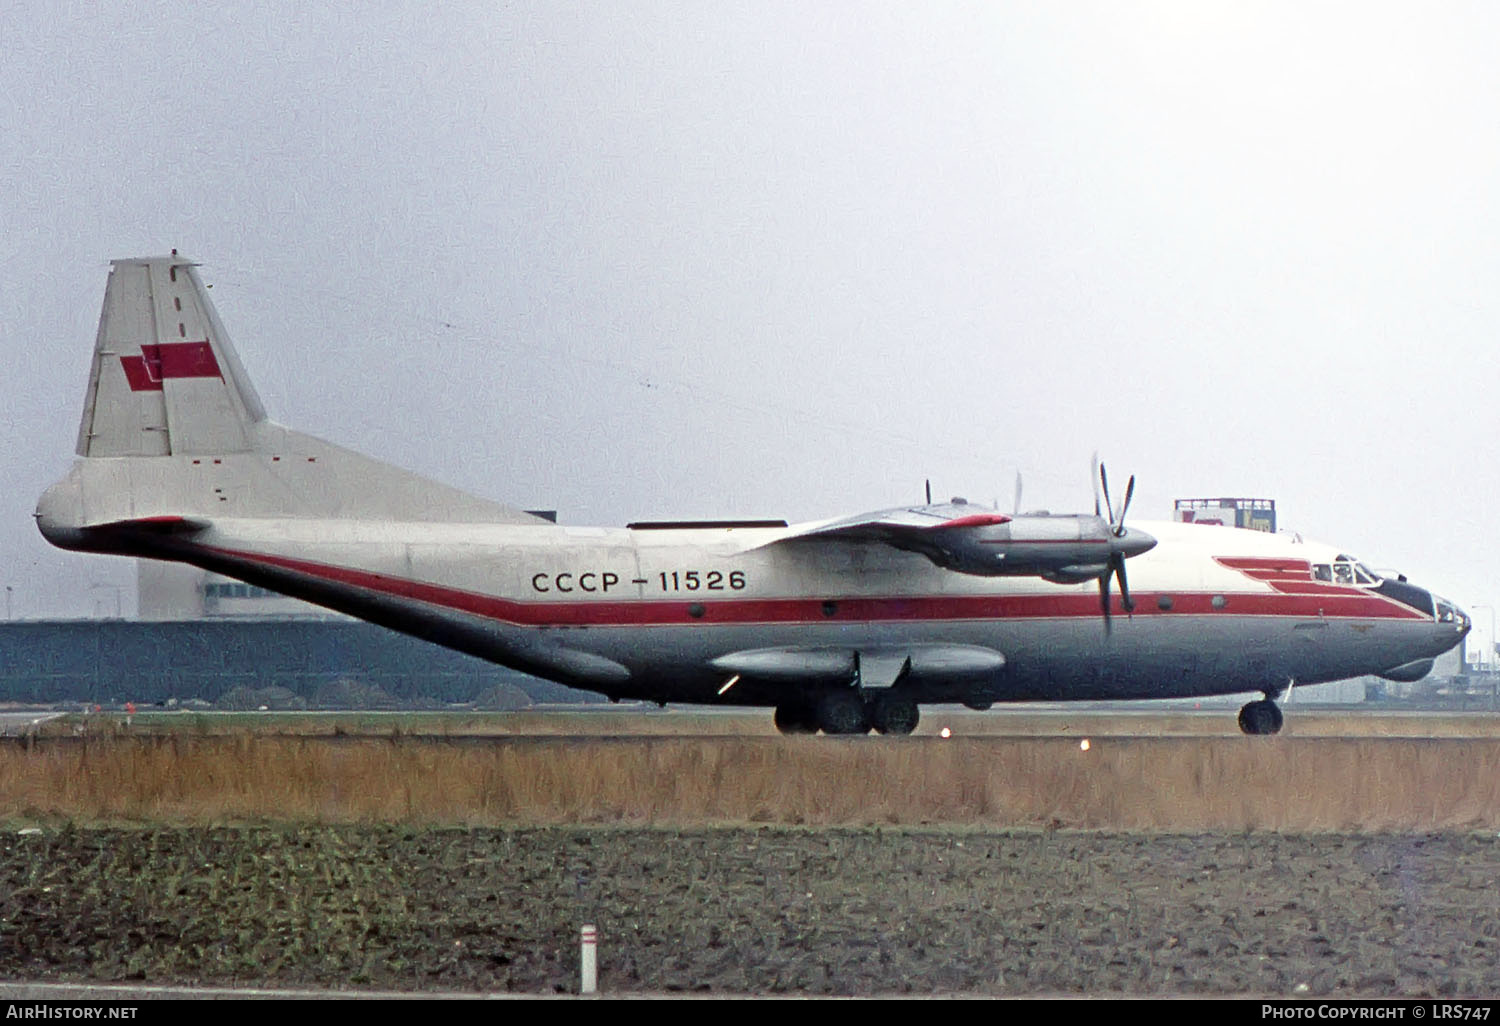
0;710;66;736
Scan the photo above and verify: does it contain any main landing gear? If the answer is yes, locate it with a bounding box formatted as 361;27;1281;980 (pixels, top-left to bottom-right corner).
773;690;921;736
868;692;921;735
772;703;818;735
1237;697;1285;736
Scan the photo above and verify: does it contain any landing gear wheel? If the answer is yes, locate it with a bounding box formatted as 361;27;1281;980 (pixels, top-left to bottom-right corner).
1237;699;1284;736
867;693;920;735
773;704;818;735
816;690;870;735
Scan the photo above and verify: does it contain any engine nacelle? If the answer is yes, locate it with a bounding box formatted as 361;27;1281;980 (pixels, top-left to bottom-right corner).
912;515;1155;580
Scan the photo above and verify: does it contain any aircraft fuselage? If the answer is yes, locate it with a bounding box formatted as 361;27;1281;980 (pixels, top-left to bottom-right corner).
40;504;1465;709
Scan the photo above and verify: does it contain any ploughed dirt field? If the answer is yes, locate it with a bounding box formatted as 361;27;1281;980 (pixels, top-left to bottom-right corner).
5;709;1500;997
3;824;1500;997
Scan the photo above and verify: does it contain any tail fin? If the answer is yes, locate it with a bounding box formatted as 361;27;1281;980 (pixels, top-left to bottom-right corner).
77;255;265;457
41;254;546;537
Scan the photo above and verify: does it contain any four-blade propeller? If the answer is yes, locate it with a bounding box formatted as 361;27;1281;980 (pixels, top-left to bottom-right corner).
1097;460;1141;634
924;458;1153;635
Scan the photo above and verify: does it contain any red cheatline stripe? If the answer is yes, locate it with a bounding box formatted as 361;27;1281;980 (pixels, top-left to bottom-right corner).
1226;568;1314;581
1261;581;1369;596
1216;557;1311;571
202;544;1431;628
1212;555;1400;598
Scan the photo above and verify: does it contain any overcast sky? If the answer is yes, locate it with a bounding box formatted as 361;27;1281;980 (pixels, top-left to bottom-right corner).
4;2;1499;651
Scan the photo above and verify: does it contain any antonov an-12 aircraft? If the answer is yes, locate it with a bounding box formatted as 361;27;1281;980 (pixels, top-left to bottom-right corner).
37;256;1470;735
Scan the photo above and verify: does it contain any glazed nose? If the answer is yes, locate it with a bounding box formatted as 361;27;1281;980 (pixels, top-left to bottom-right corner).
1437;598;1471;634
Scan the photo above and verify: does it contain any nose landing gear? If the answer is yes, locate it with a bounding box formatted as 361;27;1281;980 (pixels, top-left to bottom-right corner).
1237;697;1284;736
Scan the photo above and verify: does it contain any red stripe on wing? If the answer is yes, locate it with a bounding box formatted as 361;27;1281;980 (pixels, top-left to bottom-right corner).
933;513;1012;529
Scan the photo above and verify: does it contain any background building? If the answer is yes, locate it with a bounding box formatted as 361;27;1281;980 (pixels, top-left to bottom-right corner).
1173;497;1277;533
0;617;588;708
0;556;587;708
138;561;343;621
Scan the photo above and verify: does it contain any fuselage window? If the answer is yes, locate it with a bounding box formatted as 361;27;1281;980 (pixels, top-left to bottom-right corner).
1333;563;1354;584
1313;564;1332;581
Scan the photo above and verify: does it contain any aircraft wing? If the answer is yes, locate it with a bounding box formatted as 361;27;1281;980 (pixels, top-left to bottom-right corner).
752;501;1154;584
752;502;1011;551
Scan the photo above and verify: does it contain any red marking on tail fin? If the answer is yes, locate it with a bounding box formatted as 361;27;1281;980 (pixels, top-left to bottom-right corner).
119;354;161;391
119;341;222;392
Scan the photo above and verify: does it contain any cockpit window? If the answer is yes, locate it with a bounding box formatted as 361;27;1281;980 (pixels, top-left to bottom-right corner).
1319;558;1380;586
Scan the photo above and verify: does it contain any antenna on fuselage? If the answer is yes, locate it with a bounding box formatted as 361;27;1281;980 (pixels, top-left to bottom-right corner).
925;479;932;505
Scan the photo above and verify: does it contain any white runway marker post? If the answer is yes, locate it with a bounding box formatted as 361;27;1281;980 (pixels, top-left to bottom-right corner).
580;924;598;994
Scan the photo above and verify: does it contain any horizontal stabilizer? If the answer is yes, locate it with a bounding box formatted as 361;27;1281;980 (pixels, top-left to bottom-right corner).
87;515;212;534
69;513;214;537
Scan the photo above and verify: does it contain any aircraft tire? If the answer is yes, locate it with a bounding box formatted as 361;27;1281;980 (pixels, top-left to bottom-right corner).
868;693;920;735
773;704;818;735
1237;700;1284;736
817;690;870;735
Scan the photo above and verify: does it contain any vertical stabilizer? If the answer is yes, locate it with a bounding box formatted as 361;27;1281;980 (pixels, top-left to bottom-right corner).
77;256;265;457
44;254;549;532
